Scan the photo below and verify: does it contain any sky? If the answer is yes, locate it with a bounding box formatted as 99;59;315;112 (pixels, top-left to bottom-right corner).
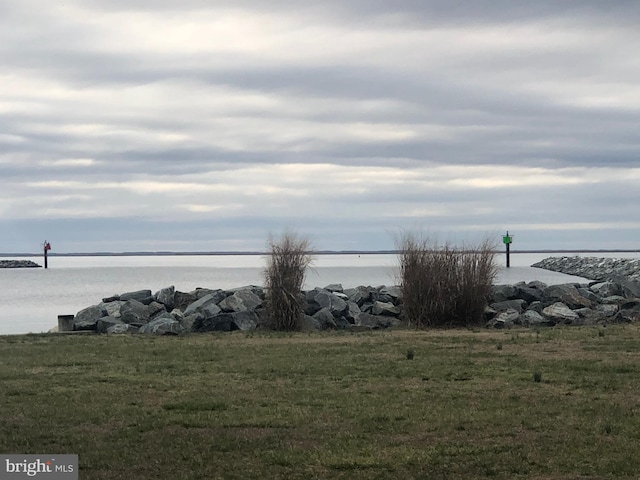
1;0;640;253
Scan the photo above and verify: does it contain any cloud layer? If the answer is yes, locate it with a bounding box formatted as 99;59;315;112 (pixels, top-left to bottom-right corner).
1;0;639;252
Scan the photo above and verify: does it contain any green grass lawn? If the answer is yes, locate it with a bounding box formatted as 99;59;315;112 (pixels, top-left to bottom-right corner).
1;326;640;479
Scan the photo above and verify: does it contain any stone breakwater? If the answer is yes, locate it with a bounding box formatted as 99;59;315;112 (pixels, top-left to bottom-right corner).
61;284;403;335
532;256;640;282
59;277;640;334
0;260;41;268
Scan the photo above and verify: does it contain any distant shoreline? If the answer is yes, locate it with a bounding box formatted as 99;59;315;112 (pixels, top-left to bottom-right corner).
0;249;639;257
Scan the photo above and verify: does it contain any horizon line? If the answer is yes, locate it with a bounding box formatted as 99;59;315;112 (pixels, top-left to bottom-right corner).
1;248;639;257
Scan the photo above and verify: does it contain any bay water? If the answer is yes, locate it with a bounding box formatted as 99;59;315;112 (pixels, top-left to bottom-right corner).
1;252;638;335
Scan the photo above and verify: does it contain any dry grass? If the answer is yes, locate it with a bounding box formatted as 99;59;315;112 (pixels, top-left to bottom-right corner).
263;232;313;330
398;233;497;327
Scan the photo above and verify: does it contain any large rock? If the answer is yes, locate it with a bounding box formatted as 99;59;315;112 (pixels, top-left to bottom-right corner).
313;290;348;315
173;291;198;311
543;284;594;309
107;323;137;334
154;286;175;310
120;289;154;305
312;308;337;329
139;315;185;335
183;294;222;317
120;299;150;326
192;312;258;332
101;300;124;318
521;309;553;327
542;302;579;324
323;284;344;293
345;301;361;324
193;288;228;303
230;311;260;331
218;289;262;313
96;316;124;334
589;282;621;299
73;305;104;331
148;301;167;319
371;301;400;317
348;286;375;307
490;285;519;303
487;309;519;329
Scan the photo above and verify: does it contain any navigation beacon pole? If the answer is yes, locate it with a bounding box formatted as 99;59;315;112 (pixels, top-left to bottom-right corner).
502;231;513;268
43;240;51;269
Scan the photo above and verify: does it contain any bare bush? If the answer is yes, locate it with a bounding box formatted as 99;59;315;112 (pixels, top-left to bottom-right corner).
263;232;313;331
398;233;497;328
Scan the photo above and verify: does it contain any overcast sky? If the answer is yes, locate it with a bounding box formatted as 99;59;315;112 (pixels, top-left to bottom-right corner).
1;0;639;253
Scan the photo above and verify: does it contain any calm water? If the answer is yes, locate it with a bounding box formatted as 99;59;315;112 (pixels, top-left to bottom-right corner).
1;252;638;335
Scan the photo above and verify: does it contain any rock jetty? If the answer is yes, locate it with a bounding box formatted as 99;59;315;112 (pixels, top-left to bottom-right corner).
532;256;640;282
60;276;640;334
61;284;403;335
0;260;41;268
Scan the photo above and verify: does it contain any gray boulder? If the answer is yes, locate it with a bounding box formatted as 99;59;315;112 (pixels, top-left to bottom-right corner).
183;293;222;317
120;289;154;305
107;323;137;334
595;304;619;318
379;286;402;303
170;308;185;322
601;295;627;305
230;311;259;331
173;291;198;311
313;308;337;329
348;286;374;307
96;316;124;334
191;312;244;332
139;315;185;335
371;301;400;317
101;300;124;318
154;286;175;310
219;289;262;313
182;312;204;332
313;290;348;315
616;277;640;299
120;299;150;326
515;286;544;304
323;284;344;293
345;301;361;324
542;302;579;324
73;305;104;331
589;281;621;298
487;309;519;328
543;284;594;309
148;301;167;319
521;309;552;327
490;285;519;303
139;313;185;335
193;288;228;303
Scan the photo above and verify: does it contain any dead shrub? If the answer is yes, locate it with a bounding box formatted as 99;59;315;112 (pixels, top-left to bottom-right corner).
263;232;313;331
398;233;497;328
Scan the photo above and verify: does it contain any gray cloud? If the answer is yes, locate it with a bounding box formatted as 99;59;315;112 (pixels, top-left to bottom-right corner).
1;0;639;252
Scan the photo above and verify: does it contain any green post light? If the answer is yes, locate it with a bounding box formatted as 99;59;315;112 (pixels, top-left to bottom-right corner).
503;231;513;268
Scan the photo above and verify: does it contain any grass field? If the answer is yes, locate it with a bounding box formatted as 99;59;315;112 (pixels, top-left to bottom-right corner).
1;326;640;479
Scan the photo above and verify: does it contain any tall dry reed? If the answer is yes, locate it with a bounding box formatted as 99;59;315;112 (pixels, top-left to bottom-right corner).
263;232;313;331
398;234;497;327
